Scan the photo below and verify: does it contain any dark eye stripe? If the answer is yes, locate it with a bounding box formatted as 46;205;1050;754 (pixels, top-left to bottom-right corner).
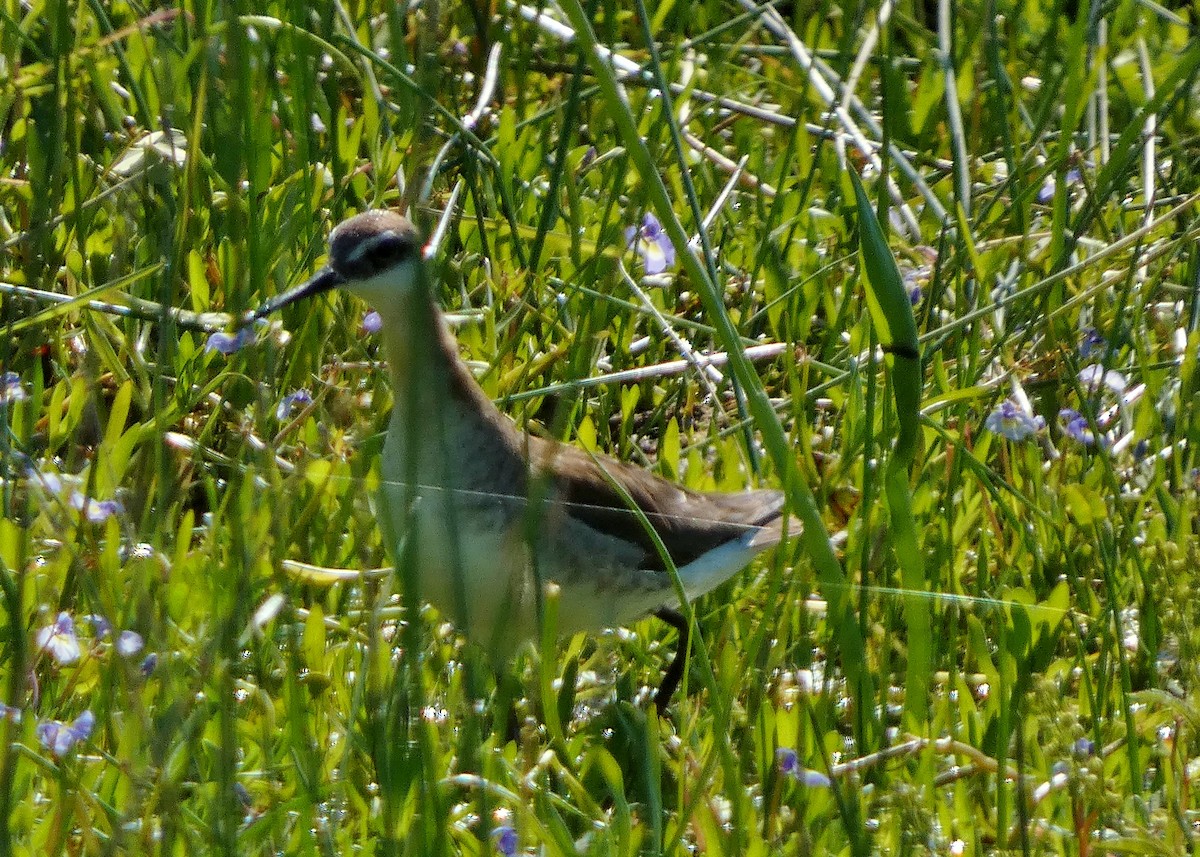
331;228;418;279
345;231;401;267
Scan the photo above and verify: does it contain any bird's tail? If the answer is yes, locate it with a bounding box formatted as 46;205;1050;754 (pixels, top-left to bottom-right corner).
677;522;798;601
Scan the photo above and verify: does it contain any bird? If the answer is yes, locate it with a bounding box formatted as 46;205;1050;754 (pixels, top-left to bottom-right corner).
251;209;797;708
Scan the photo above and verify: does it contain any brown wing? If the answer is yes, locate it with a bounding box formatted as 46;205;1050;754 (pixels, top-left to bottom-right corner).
527;436;786;571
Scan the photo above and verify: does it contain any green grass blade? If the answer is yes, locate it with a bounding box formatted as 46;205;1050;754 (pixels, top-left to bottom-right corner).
849;168;929;730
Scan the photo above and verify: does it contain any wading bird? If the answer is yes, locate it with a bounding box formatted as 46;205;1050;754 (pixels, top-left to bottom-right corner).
252;210;796;707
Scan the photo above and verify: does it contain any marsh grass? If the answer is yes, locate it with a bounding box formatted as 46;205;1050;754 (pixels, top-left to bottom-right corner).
2;1;1199;854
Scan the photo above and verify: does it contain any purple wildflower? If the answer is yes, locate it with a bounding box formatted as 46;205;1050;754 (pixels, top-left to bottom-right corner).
140;653;159;676
624;212;676;275
205;327;254;355
1037;177;1055;205
27;468;63;495
116;630;144;657
69;494;123;523
83;614;112;639
776;747;830;787
0;702;21;724
0;372;26;404
985;400;1044;441
36;612;81;665
1058;408;1105;447
900;260;931;305
1079;328;1106;360
1037;167;1082;204
361;310;383;334
234;781;253;808
492;825;518;856
36;710;95;757
275;389;313;421
797;768;832;788
1078;364;1126;394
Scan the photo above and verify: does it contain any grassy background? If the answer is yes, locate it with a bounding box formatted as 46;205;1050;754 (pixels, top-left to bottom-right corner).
2;0;1200;854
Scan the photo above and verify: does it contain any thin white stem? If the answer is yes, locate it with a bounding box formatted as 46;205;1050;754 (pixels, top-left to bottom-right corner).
700;155;750;236
618;260;725;390
843;0;893;115
465;42;503;130
1136;37;1157;286
426;180;464;259
682;133;777;197
422;45;502;206
737;0;928;237
500;342;790;403
938;0;970;217
1097;19;1110;164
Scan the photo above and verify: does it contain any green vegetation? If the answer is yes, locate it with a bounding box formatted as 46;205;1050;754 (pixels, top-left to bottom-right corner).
2;1;1199;853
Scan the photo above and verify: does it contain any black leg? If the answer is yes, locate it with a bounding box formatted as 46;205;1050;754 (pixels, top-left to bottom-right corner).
652;607;690;709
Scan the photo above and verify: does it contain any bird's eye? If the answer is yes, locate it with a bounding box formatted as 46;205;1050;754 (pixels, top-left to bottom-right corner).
337;230;416;279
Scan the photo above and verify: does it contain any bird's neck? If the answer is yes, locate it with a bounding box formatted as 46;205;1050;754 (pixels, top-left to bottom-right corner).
376;285;522;478
378;287;468;408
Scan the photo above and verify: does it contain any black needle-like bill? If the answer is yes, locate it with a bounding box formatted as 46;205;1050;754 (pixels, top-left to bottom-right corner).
243;266;345;326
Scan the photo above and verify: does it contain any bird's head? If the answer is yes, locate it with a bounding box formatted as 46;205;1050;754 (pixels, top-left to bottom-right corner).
248;210;424;322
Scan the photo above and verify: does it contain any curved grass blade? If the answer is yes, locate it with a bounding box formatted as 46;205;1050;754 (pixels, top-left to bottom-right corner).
849;169;930;730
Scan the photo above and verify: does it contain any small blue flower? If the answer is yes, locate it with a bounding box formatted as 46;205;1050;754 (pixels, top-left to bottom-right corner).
27;468;63;495
776;747;799;776
116;630;144;657
776;748;830;787
94;499;123;522
140;652;159;676
1036;178;1054;205
900;260;931;305
1079;328;1106;360
83;614;112;639
1059;408;1105;447
361;310;383;334
36;710;94;757
624;212;676;275
0;372;27;404
492;825;518;856
78;496;123;523
1037;167;1082;204
1073;737;1096;757
68;493;123;523
275;389;313;421
205;327;254;355
1078;364;1126;394
234;781;253;808
797;768;832;788
0;702;21;724
36;612;81;665
985;400;1044;442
